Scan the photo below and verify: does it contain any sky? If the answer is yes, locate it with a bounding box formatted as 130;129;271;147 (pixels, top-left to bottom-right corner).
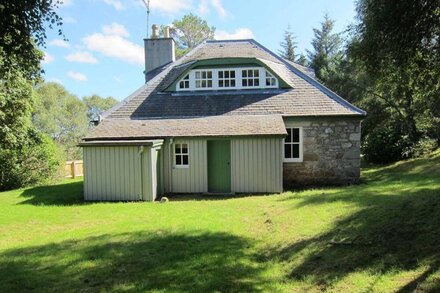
41;0;357;101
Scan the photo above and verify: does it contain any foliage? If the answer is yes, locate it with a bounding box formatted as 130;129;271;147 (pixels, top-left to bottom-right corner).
307;14;343;83
351;0;440;149
170;13;215;57
83;94;118;122
279;26;297;62
33;83;88;160
0;128;63;191
296;53;308;66
1;151;440;291
0;0;63;80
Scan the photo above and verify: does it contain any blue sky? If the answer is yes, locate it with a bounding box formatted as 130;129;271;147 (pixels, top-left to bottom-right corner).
42;0;356;101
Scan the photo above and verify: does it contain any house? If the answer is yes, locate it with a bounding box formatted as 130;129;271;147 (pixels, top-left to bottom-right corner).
79;26;365;201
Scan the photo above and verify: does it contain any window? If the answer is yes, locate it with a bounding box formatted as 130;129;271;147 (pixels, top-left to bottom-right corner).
175;67;279;91
265;71;277;87
175;143;189;167
242;69;260;87
218;70;236;88
178;74;189;89
284;128;302;162
195;70;213;88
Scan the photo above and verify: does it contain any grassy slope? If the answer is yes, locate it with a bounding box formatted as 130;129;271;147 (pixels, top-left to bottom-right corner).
0;150;439;292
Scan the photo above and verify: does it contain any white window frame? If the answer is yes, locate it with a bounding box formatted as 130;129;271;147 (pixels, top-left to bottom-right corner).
283;127;303;163
218;69;236;88
194;70;213;89
176;67;279;91
178;74;190;89
241;68;261;88
174;143;189;168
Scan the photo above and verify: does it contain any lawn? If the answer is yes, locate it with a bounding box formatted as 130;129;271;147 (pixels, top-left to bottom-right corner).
0;150;439;292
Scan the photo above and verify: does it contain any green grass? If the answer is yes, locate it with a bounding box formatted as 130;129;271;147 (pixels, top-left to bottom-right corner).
1;150;439;292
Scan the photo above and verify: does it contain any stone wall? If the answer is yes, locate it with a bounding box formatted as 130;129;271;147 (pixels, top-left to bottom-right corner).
283;117;362;188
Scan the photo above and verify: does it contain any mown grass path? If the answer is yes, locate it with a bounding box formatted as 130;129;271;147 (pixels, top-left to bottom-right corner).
1;150;439;292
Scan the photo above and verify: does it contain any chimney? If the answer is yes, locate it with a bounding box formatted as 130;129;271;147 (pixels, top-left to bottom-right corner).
144;24;175;82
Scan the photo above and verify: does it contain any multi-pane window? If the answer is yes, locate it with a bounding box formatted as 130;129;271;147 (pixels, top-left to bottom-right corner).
265;71;277;86
284;128;302;162
242;69;260;87
195;70;213;88
175;143;189;167
218;70;236;88
179;74;189;89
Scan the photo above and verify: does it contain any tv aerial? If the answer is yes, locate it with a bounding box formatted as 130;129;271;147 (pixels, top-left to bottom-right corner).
141;0;151;38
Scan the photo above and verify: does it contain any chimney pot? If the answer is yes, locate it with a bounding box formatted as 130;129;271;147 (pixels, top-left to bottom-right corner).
164;26;170;38
152;24;159;38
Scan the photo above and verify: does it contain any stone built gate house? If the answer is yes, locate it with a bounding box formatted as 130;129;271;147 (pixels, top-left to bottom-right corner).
80;26;366;201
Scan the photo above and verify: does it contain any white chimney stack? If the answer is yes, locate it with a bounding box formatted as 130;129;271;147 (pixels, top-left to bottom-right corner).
144;24;176;82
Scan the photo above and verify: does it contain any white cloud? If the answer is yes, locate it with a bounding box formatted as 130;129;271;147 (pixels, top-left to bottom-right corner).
66;52;98;63
211;0;227;18
196;0;227;18
102;0;124;10
49;39;70;48
42;52;54;64
102;22;129;37
198;0;209;15
149;0;191;15
215;28;255;40
67;71;87;82
83;24;143;65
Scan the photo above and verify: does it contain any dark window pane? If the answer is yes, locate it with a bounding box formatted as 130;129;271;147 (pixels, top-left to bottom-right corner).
242;80;247;86
219;71;223;78
231;71;235;78
207;71;212;78
196;80;201;88
195;72;200;78
208;80;212;87
292;144;300;158
266;79;270;86
231;80;236;87
175;145;181;154
225;71;229;78
249;79;253;86
176;155;182;165
202;72;206;78
182;144;188;153
242;70;247;77
249;70;253;77
183;155;188;165
254;70;259;77
292;128;300;142
219;80;224;87
225;80;229;87
284;144;291;158
286;128;292;142
254;79;259;86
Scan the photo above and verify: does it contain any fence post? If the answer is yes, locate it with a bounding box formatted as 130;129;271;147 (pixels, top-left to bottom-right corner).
71;161;76;179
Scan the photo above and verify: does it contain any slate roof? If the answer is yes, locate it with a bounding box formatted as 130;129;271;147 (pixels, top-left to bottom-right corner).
86;39;365;140
84;115;287;140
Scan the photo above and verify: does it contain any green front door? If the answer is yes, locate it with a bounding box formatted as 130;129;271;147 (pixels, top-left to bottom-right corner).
208;140;231;193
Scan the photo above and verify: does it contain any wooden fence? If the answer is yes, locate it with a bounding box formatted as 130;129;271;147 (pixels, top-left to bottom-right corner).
65;160;84;179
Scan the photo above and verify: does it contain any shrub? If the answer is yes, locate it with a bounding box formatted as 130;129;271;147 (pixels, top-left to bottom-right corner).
362;124;413;164
0;128;63;191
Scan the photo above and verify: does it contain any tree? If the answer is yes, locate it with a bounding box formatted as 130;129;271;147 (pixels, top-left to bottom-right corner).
0;0;63;80
351;0;440;150
296;53;308;66
170;14;215;57
279;26;297;62
307;14;343;82
33;83;88;159
0;1;64;189
83;94;118;122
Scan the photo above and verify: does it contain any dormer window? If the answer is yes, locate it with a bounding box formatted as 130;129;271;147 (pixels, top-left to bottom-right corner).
242;69;260;87
195;70;213;88
179;74;189;89
176;67;278;91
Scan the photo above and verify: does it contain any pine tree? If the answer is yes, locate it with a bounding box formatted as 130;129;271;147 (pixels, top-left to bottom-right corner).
296;53;308;66
279;25;297;62
306;14;342;82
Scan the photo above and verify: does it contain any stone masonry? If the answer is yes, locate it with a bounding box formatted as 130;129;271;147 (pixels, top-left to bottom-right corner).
283;117;362;188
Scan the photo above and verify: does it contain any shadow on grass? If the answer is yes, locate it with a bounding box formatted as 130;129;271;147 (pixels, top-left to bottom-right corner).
270;155;440;291
19;181;87;206
164;193;273;202
0;231;268;292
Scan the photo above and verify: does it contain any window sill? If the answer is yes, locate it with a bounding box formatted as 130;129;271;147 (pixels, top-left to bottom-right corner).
283;159;303;163
174;165;189;169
